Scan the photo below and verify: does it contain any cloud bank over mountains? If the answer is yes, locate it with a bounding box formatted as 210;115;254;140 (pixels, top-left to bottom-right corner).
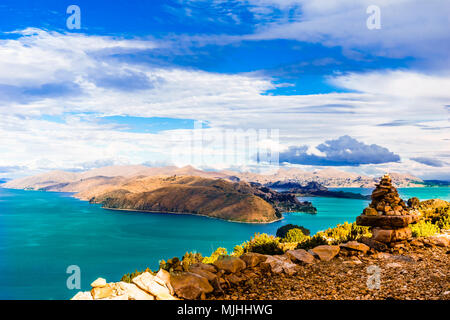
280;136;400;166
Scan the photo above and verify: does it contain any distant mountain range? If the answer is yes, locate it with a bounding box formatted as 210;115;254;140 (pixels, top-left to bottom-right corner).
3;165;428;191
230;167;425;188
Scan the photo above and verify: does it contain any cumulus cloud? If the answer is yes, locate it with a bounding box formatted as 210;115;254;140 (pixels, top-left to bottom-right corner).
279;135;400;166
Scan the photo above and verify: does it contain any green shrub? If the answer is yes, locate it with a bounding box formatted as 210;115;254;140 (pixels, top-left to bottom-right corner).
159;251;204;272
296;233;328;250
411;220;440;237
202;247;228;264
233;233;283;255
231;244;244;257
276;224;310;238
181;252;203;271
281;228;308;243
320;222;371;245
420;205;449;230
294;222;371;250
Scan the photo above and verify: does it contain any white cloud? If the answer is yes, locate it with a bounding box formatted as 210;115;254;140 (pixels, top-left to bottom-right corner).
329;70;450;99
241;0;450;64
0;29;448;179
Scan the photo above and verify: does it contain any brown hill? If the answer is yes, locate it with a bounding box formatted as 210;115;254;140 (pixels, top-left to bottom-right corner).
87;176;282;223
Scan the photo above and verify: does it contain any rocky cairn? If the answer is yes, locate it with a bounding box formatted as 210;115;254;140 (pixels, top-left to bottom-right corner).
356;174;419;247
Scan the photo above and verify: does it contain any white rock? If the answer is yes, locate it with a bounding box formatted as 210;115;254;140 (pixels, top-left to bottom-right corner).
156;269;174;295
132;272;175;300
71;291;93;300
117;282;155;300
90;277;107;288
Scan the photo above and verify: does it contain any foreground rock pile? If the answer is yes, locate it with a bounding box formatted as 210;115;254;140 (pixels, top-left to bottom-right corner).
72;244;354;300
357;174;420;249
72;232;450;300
214;237;449;300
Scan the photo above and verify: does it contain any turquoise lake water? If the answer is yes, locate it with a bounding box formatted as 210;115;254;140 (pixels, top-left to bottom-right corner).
0;187;448;300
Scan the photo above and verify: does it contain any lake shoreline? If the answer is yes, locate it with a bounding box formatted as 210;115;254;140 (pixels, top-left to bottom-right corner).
102;206;285;224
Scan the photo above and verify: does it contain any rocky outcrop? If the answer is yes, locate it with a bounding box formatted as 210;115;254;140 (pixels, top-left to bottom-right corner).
213;256;246;274
170;272;214;300
248;182;317;214
339;241;370;254
310;245;340;261
285;249;315;264
356;174;420;248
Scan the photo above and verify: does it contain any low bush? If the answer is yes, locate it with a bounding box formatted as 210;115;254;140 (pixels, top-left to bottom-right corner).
320;222;371;245
233;233;283;255
202;247;228;264
281;228;308;243
295;234;328;250
276;224;310;238
159;251;204;272
411;220;440;237
418;203;449;231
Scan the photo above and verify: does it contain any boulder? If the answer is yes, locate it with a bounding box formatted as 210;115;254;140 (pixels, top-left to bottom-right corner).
156;269;175;295
360;237;388;252
91;285;114;299
428;235;450;247
71;291;93;300
285;249;315;264
356;215;418;228
372;227;412;243
189;263;217;273
260;255;298;275
239;252;268;268
170;272;214;300
188;265;217;282
132;272;173;300
116;282;155;300
90;277;107;288
410;238;424;247
311;245;340;261
225;273;246;285
213;256;246;273
363;207;378;216
339;241;370;254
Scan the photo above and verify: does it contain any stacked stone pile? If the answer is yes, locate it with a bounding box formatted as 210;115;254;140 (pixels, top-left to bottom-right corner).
357;174;419;247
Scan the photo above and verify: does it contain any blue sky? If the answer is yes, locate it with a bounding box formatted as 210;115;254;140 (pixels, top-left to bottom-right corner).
0;0;449;179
